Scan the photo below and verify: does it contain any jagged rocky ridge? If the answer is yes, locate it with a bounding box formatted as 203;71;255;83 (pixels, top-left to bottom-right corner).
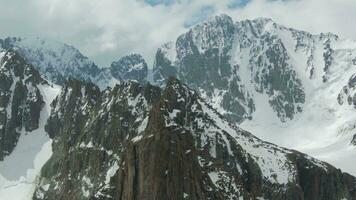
0;37;148;88
0;49;49;160
339;74;356;108
33;77;356;200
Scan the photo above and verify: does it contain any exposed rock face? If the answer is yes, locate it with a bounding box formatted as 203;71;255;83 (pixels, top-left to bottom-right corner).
338;74;356;108
352;134;356;146
153;42;178;86
153;15;256;122
110;54;148;84
0;50;46;160
153;15;307;122
33;79;161;200
34;77;356;200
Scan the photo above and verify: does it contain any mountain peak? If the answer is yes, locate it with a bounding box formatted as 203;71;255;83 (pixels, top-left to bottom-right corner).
110;53;148;83
0;36;100;85
163;76;196;105
165;76;180;87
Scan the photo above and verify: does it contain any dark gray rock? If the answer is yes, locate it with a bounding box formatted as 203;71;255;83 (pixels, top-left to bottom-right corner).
0;50;46;160
352;134;356;146
110;53;148;84
322;38;334;82
338;74;356;108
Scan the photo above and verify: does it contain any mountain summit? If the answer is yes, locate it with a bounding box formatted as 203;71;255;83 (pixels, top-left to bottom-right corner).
152;14;356;175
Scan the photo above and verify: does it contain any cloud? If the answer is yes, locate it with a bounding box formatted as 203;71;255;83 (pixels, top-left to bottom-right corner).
145;0;175;6
226;0;356;39
0;0;355;67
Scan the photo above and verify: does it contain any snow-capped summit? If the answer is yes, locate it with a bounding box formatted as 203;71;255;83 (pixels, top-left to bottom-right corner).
153;15;356;176
0;37;151;89
0;37;101;85
110;53;148;83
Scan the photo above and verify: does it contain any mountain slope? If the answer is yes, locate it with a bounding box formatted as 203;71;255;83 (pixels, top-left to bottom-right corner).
0;49;60;199
0;49;47;160
33;77;356;200
152;15;356;176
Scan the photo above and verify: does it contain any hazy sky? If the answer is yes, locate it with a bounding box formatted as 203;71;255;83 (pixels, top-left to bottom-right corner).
0;0;355;67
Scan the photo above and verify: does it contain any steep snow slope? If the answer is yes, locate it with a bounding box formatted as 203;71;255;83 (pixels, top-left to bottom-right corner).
236;19;356;176
153;15;356;176
0;49;61;199
0;84;60;200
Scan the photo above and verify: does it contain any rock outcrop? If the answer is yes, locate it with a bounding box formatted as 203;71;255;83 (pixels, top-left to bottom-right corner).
110;53;148;84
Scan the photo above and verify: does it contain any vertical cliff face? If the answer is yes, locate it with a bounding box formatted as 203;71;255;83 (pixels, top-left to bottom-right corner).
33;77;356;200
338;74;356;108
112;78;221;200
0;50;47;160
33;79;161;200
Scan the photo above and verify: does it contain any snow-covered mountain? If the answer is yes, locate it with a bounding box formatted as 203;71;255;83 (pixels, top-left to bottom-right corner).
0;37;149;88
110;53;148;84
96;53;149;88
33;77;356;199
0;49;60;199
0;49;50;159
153;14;356;176
0;37;101;85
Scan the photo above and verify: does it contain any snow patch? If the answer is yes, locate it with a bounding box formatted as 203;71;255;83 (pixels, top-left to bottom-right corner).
0;84;60;200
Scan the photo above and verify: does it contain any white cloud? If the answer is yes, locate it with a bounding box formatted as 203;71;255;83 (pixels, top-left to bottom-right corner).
0;0;355;67
227;0;356;39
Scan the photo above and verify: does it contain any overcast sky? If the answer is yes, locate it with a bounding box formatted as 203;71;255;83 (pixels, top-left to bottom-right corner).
0;0;355;67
